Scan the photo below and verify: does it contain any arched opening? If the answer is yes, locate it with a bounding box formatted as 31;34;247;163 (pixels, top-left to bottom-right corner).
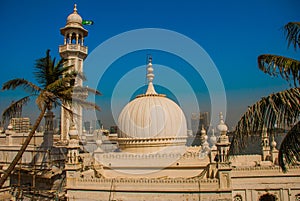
71;32;76;44
259;193;276;201
78;34;83;45
295;193;300;201
234;194;243;201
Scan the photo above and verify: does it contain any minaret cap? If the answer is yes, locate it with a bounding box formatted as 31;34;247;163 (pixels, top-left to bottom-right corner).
60;4;88;37
217;112;228;133
66;4;83;26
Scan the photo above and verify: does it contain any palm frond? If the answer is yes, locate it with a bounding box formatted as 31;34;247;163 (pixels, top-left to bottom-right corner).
64;70;86;83
46;76;74;93
230;87;300;154
34;49;52;87
2;79;41;94
2;96;31;124
71;96;101;111
258;54;300;87
284;22;300;50
34;50;71;88
73;86;102;96
278;121;300;172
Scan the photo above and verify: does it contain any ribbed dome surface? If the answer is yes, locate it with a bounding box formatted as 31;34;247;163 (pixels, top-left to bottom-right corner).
65;4;83;27
118;95;187;139
67;12;82;25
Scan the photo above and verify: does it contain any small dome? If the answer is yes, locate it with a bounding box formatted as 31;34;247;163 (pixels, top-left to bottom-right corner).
66;4;82;26
210;129;217;144
210;135;217;144
217;124;228;132
271;137;277;149
7;123;13;130
200;125;206;135
217;112;228;132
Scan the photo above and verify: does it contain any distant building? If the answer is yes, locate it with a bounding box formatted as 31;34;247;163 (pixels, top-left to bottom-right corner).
109;125;118;133
10;118;30;133
92;119;102;130
84;121;91;133
191;112;210;135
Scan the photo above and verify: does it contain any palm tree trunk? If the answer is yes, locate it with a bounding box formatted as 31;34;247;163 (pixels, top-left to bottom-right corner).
0;106;47;188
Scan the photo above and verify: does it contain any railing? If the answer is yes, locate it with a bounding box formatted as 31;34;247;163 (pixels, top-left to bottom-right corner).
59;44;88;54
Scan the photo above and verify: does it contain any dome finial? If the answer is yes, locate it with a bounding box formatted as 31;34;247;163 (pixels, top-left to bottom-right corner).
73;4;78;13
145;55;158;95
219;112;224;123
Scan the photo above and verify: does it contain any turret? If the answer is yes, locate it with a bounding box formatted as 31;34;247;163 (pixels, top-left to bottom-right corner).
59;4;89;141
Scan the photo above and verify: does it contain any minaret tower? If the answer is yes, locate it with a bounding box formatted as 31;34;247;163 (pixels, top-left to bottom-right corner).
59;4;88;140
261;126;271;161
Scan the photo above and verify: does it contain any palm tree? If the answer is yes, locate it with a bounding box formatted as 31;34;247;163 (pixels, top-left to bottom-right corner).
0;50;100;187
230;22;300;172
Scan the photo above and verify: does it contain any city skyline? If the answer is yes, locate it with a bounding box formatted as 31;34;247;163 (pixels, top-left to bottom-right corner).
0;0;299;129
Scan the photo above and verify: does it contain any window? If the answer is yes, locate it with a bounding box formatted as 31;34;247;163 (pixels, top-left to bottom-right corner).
234;195;242;201
259;193;276;201
295;193;300;201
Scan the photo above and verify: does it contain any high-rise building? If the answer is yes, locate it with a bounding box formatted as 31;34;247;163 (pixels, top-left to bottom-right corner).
84;121;91;133
10;118;30;133
191;112;210;135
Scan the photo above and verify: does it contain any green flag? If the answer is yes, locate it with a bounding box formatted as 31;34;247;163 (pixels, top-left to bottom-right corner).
82;20;94;25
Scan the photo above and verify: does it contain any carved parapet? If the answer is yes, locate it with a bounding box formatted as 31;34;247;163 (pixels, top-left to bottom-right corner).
59;44;88;54
217;162;232;170
68;139;80;148
73;177;219;192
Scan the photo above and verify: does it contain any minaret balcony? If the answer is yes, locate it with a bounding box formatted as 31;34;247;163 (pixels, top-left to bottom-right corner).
59;44;88;54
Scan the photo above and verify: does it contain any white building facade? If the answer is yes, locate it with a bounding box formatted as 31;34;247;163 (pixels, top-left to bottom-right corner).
0;4;299;201
61;6;300;200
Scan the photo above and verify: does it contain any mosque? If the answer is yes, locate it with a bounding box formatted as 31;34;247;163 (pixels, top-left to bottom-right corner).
0;4;300;201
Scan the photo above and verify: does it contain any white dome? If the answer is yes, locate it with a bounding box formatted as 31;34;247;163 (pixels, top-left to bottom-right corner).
217;112;228;133
118;94;187;139
217;124;228;132
66;4;82;26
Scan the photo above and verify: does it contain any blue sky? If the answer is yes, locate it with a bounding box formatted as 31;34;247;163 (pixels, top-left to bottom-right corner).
0;0;299;130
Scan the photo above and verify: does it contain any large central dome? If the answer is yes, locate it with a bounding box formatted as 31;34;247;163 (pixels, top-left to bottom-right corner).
118;94;187;139
117;58;187;153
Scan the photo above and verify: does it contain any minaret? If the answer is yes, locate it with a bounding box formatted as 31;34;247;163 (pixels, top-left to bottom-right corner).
216;112;232;190
59;4;88;140
216;112;230;163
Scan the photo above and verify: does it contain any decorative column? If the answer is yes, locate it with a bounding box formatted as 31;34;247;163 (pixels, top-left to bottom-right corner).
208;128;218;179
65;124;81;189
199;126;210;159
43;110;54;148
215;112;232;190
209;128;218;162
270;135;279;164
5;123;14;145
261;126;271;161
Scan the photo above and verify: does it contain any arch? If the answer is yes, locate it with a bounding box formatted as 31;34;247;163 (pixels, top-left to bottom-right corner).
71;32;76;44
233;194;243;201
295;193;300;201
259;193;276;201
